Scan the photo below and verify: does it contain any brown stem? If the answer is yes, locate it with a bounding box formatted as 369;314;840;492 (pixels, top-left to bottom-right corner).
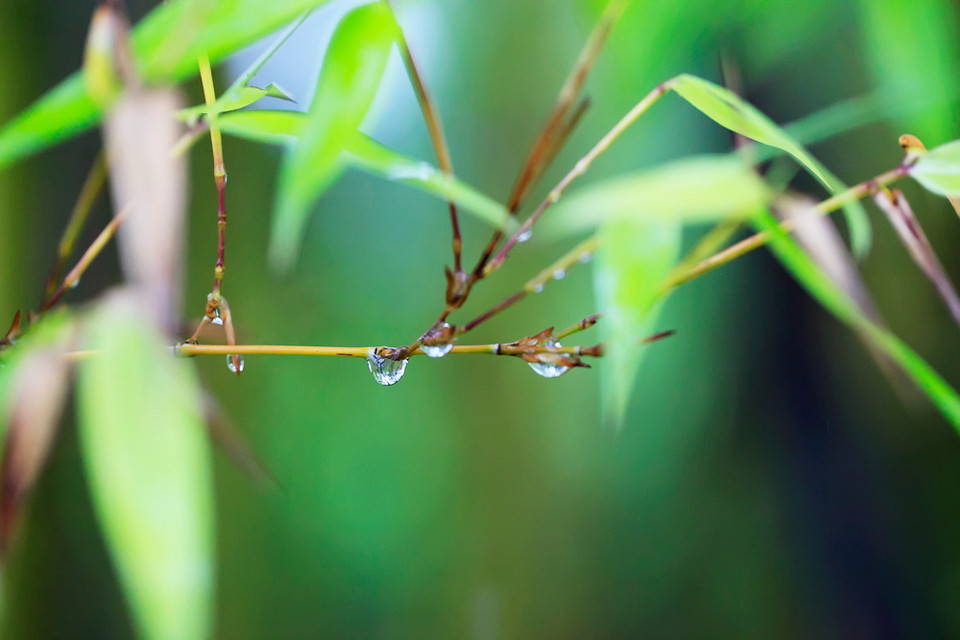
393;12;461;272
44;206;130;311
44;152;107;303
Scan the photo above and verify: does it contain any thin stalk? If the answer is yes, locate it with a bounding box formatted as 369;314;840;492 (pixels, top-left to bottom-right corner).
460;235;599;334
198;55;228;310
44;206;130;310
175;341;600;358
554;313;601;341
484;79;674;278
393;11;461;272
662;165;910;290
471;0;625;279
44;152;107;301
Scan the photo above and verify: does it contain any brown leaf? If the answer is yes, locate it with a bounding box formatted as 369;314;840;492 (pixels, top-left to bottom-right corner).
0;348;71;551
103;86;188;335
873;188;960;326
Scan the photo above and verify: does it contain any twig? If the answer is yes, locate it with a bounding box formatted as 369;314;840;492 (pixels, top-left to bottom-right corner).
43;152;108;302
461;235;599;334
393;7;462;273
661;164;911;290
198;55;228;315
483;79;674;278
44;206;131;310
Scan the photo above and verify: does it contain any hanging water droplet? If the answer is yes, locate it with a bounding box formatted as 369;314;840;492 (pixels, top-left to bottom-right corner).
420;321;456;358
211;307;224;326
226;354;244;373
517;228;532;243
366;348;408;386
422;343;454;358
579;252;594;264
527;340;569;378
533;283;545;293
553;268;566;280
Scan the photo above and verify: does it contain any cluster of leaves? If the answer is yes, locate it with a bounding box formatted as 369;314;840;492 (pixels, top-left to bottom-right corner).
4;0;960;638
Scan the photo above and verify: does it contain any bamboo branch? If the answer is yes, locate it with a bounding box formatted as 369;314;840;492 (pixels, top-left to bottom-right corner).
44;151;108;302
43;206;131;310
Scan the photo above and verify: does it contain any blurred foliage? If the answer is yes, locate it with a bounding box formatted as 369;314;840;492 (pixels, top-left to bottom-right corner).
3;0;960;638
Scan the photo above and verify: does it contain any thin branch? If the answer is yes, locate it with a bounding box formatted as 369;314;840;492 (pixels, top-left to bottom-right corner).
483;79;674;278
461;235;599;334
661;164;911;291
393;7;462;272
43;206;131;310
175;341;600;358
44;151;108;302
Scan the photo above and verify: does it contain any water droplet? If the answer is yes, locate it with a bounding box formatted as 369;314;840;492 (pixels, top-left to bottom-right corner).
211;307;223;326
579;252;594;264
420;321;456;358
553;268;566;280
517;228;532;243
422;343;454;358
226;354;244;373
527;340;569;378
366;348;408;385
69;278;81;290
533;283;545;293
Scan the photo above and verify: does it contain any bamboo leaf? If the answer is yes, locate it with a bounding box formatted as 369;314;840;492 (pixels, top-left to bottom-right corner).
910;139;960;195
271;1;397;272
77;295;214;640
0;0;337;172
670;74;872;257
595;222;682;428
755;209;960;430
546;154;769;233
178;84;294;125
345;134;512;230
218;109;303;145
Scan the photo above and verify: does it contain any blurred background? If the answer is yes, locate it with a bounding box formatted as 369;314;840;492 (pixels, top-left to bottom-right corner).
3;0;960;637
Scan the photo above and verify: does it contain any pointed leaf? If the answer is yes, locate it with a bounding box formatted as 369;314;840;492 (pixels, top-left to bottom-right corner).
77;294;214;640
178;84;295;125
217;112;513;230
271;1;397;271
344;133;512;230
546;154;769;233
670;74;872;257
910;139;960;196
595;221;682;427
0;0;337;172
755;210;960;430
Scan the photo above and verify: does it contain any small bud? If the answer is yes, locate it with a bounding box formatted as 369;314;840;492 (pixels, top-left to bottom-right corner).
899;134;927;165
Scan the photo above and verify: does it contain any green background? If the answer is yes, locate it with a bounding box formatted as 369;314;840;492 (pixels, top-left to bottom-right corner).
3;0;960;637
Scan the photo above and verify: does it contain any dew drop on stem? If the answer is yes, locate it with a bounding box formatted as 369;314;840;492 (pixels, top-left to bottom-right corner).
517;228;532;243
226;354;244;373
533;283;545;293
527;340;570;378
553;268;566;280
420;321;455;358
366;348;408;385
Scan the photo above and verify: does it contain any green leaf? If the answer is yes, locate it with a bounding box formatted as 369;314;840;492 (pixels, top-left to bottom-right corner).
546;154;770;233
179;84;295;125
595;222;682;428
670;74;872;257
755;209;960;430
0;0;336;172
910;139;960;196
218;109;304;145
77;297;214;640
859;0;960;143
178;12;306;126
345;133;512;230
271;1;397;272
218;110;513;230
